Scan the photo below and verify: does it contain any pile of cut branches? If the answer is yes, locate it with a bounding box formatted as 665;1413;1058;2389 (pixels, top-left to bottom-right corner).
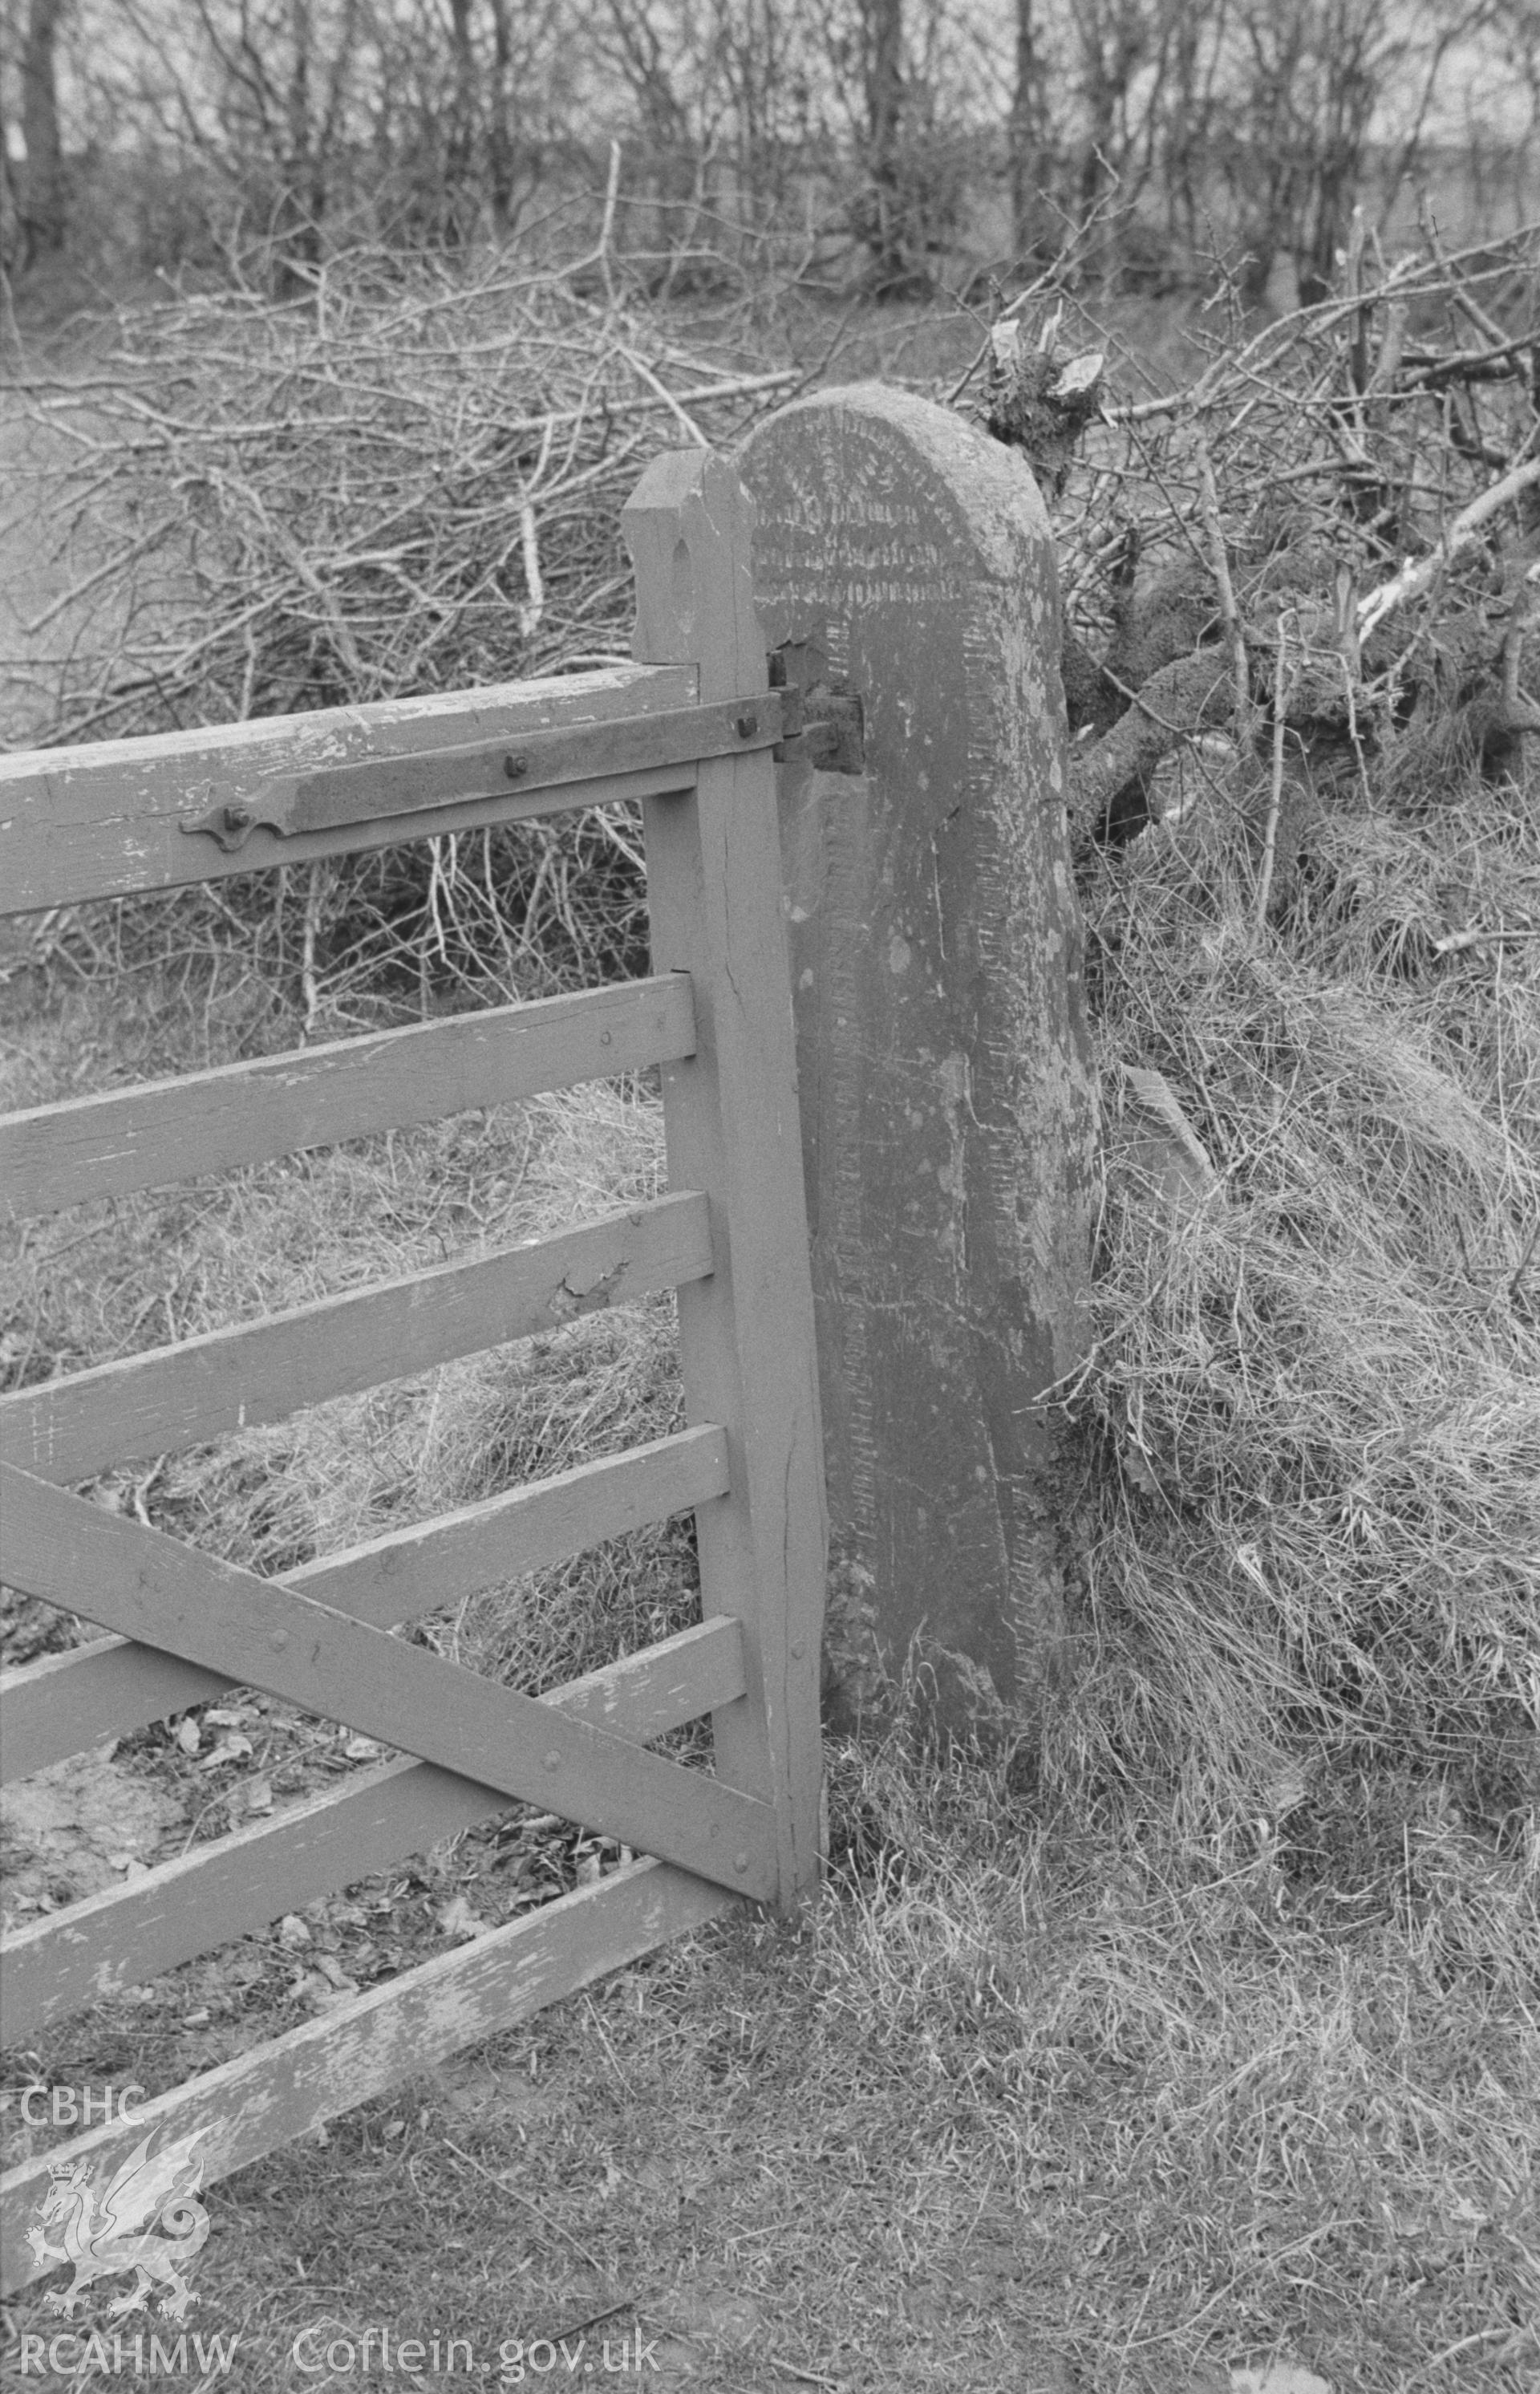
953;225;1540;1847
969;223;1538;887
0;241;804;1003
4;247;799;742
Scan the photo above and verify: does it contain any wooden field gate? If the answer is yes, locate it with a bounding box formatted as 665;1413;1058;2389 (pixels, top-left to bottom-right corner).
0;449;827;2292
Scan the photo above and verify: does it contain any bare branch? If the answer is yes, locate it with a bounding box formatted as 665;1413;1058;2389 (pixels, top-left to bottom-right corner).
1357;456;1540;641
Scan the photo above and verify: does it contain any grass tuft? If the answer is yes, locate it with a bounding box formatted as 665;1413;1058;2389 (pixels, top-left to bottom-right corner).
1049;777;1539;1877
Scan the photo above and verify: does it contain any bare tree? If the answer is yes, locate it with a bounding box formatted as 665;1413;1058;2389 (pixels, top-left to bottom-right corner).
819;0;972;292
860;0;909;284
1009;0;1047;261
1161;0;1228;258
104;0;366;281
1068;0;1157;222
1217;0;1504;309
1292;0;1382;302
485;0;515;228
17;0;66;266
9;0;1529;298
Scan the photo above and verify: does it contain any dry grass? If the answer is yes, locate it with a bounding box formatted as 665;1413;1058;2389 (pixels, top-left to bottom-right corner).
6;826;1537;2387
7;1763;1536;2389
4;250;1539;2394
1056;776;1540;1866
811;1732;1539;2388
0;969;687;1691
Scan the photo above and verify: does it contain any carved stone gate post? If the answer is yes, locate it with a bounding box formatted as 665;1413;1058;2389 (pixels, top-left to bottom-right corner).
739;384;1097;1740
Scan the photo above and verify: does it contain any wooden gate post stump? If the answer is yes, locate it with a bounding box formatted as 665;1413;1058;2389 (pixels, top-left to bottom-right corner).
739;384;1098;1743
622;448;828;1905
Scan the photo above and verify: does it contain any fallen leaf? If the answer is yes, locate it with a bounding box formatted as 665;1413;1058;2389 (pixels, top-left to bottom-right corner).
1123;1440;1163;1498
439;1893;492;1942
175;1718;201;1756
278;1913;311;1950
244;1777;274;1816
1052;351;1105;398
290;1970;334;2009
199;1735;253;1771
311;1984;359;2012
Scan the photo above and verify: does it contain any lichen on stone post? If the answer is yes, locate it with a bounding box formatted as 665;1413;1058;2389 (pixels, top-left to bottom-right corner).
739;383;1098;1745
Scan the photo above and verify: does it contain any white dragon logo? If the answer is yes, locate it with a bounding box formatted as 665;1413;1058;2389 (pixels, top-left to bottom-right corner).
25;2129;210;2321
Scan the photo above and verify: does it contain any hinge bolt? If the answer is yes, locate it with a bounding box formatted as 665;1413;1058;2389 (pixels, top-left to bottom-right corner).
735;712;757;741
504;753;529;780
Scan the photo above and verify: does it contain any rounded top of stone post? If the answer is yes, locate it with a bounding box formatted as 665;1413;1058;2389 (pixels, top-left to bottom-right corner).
738;379;1054;601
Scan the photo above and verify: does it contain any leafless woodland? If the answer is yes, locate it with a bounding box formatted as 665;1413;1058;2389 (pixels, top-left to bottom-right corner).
2;1;1536;306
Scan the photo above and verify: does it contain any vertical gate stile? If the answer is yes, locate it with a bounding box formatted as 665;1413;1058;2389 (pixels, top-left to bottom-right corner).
622;452;828;1912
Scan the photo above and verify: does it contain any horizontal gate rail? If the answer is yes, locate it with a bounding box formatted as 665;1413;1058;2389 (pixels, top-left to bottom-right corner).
179;696;783;846
1;974;696;1219
2;1617;747;2034
1;1858;735;2296
0;1424;732;1782
0;1191;711;1482
1;1461;780;1903
0;663;783;913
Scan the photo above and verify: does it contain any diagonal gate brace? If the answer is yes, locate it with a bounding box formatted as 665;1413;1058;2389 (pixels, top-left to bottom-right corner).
0;1461;776;1902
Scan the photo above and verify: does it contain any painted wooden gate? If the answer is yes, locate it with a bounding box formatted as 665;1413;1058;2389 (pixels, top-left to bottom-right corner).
0;449;826;2295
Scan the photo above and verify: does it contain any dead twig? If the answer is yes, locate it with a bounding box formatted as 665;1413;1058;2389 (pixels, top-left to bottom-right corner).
1254;615;1291;931
1194;432;1253;753
1357;456;1540;641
